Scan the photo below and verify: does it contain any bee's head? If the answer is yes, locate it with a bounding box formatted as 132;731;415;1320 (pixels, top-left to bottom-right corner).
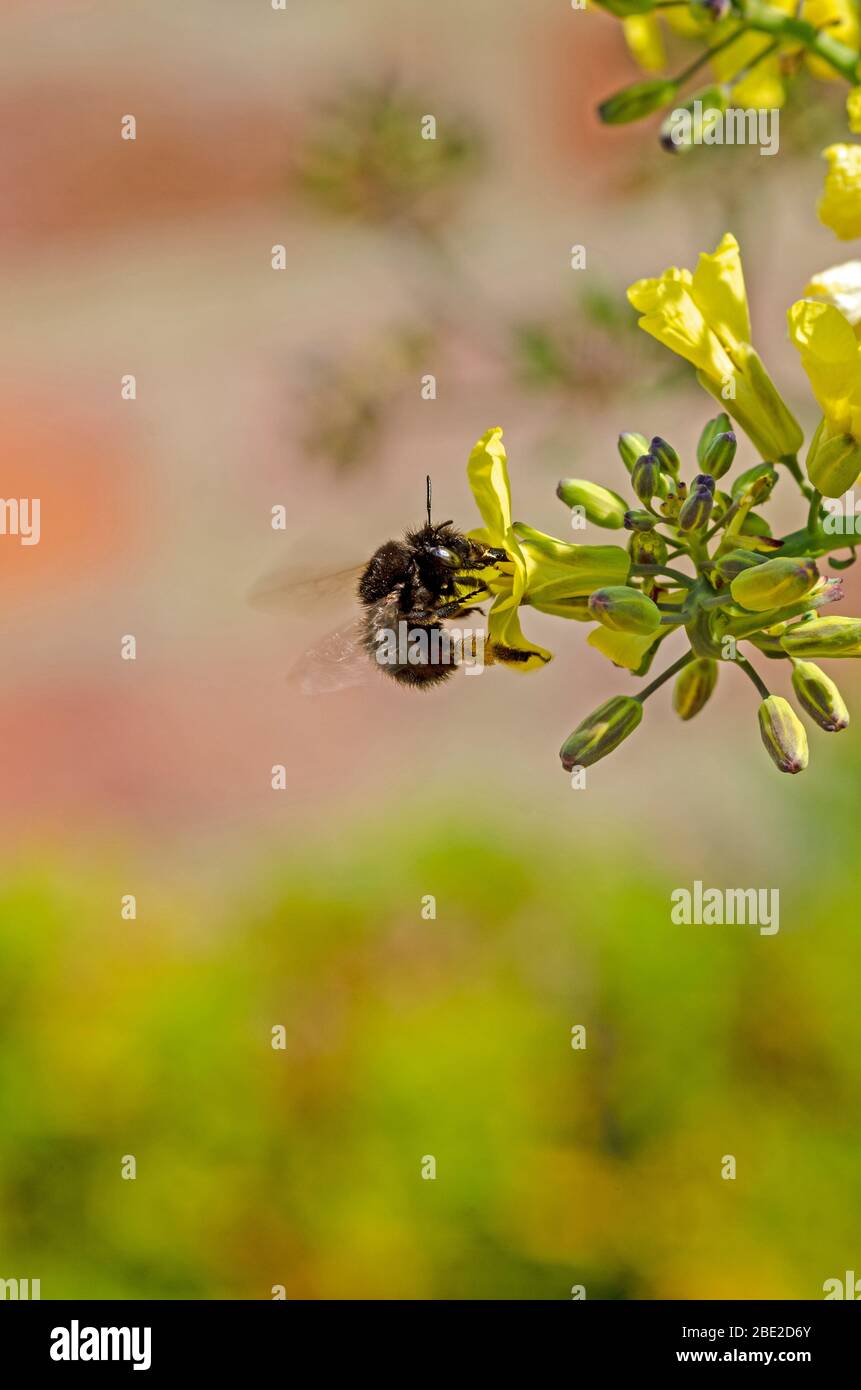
418;479;510;578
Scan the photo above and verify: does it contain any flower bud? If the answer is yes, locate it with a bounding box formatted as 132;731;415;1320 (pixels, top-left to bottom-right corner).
556;479;628;529
730;556;819;613
560;695;643;771
618;431;650;473
660;86;727;153
808;432;861;500
588;585;662;635
729;463;776;501
598;79;678;126
780;616;861;658
692;473;716;493
701;430;737;480
629;530;668;565
624;508;655;532
673;657;718;721
697;413;732;467
632;452;661;503
790;660;849;732
738;513;778;544
678;485;714;531
758;696;808;774
713;548;766;582
649;437;680;477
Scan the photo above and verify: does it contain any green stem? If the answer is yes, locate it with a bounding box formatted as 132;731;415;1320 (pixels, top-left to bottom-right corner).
673;27;752;87
741;0;861;83
637;650;695;703
630;563;695;587
807;488;823;539
736;654;772;700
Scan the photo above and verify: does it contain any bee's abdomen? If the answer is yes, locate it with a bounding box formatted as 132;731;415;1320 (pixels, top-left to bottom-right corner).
361;612;455;689
358;541;413;605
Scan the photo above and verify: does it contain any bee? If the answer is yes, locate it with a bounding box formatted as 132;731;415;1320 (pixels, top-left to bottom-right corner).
251;478;509;692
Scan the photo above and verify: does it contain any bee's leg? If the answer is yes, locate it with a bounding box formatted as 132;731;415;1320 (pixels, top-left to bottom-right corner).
435;601;482;619
435;585;490;619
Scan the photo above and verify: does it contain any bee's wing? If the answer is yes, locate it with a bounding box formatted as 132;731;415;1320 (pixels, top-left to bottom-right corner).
249;562;366;613
288;617;376;695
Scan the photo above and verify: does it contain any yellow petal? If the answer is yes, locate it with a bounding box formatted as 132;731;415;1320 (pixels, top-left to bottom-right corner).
804;260;861;326
467;426;513;541
711;32;788;109
622;14;665;73
587;625;661;671
819;144;861;242
690;232;752;353
849;87;861;135
627;273;735;380
788;298;861;439
486;595;552;671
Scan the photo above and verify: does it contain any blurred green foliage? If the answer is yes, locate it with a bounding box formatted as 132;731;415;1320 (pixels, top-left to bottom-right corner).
1;795;860;1299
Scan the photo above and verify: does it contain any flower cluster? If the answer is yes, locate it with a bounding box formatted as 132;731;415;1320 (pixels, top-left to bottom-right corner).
462;234;861;775
595;1;861;240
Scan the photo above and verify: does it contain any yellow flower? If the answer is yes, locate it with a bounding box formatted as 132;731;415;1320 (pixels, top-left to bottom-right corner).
804;261;861;328
710;16;792;111
788;298;861;493
624;0;857;106
849;86;861;134
466;428;630;670
819;144;861;240
803;0;860;82
622;15;665;73
627;233;803;461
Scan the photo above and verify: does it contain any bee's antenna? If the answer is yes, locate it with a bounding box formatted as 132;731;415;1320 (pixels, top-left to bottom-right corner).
426;474;432;528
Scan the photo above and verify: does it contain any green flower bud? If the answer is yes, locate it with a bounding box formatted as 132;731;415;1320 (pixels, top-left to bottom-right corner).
628;530;668;565
728;467;773;505
588;585;662;635
780;616;861;658
556;479;628;529
618;432;650;473
660;86;727;153
738;512;774;539
678;485;714;531
758;696;808;774
790;660;849;732
632;452;661;503
697;413;732;467
730;556;819;613
702;430;737;480
560;695;643;771
808;432;861;500
624;508;655;532
713;548;766;582
598;79;678;126
649;437;680;477
673;657;718;721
